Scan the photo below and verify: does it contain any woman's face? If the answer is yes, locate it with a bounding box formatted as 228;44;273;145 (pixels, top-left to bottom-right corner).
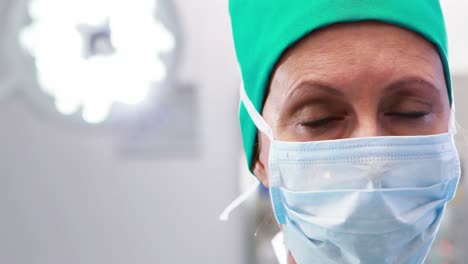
253;22;451;188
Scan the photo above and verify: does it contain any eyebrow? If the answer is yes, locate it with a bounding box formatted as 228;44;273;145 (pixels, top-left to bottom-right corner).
287;81;344;99
283;76;442;115
283;81;345;115
383;77;442;95
288;76;441;98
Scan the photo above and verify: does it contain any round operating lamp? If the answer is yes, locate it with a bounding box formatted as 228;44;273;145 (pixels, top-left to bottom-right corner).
15;0;179;124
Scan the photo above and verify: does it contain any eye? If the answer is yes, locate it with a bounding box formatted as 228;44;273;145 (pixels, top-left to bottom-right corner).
300;116;344;128
385;111;430;118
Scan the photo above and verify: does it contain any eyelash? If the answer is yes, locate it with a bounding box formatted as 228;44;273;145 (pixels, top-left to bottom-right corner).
301;111;428;129
385;111;430;118
300;116;344;128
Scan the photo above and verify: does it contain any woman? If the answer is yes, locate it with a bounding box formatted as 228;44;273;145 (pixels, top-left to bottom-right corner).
229;1;461;263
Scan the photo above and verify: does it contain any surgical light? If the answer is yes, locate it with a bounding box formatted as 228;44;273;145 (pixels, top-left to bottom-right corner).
20;0;175;123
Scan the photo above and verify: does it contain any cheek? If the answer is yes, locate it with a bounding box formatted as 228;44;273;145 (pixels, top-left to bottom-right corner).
383;108;451;136
430;110;452;133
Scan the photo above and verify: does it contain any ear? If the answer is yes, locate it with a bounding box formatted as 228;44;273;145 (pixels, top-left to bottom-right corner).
252;137;269;188
253;158;269;188
288;252;297;264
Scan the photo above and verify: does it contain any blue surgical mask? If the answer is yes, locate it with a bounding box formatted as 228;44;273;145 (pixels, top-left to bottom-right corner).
239;83;461;264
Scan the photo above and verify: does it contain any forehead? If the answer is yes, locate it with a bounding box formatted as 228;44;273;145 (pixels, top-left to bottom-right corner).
270;22;446;96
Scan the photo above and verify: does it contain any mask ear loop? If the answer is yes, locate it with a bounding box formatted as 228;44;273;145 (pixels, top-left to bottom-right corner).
451;103;468;158
449;104;457;136
219;81;274;221
219;179;260;221
239;81;274;141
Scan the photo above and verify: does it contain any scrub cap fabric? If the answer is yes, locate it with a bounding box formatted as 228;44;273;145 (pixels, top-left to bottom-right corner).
229;0;452;170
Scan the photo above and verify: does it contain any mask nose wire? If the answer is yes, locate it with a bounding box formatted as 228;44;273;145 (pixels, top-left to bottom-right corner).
239;81;275;141
219;81;273;222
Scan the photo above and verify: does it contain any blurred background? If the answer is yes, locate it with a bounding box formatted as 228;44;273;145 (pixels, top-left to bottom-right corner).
0;0;466;264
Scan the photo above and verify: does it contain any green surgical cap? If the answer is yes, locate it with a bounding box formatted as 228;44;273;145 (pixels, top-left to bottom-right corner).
230;0;452;171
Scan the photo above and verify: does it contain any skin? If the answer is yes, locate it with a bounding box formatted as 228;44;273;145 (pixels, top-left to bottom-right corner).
252;22;450;264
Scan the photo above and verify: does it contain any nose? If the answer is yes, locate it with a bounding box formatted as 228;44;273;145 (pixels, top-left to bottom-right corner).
349;117;385;138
